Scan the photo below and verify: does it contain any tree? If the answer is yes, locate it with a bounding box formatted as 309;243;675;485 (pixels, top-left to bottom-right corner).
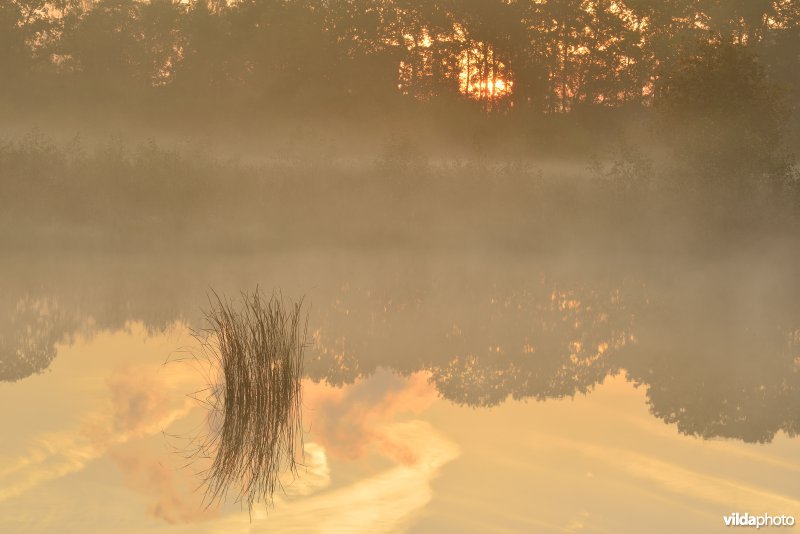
0;0;55;99
655;38;793;192
59;0;149;100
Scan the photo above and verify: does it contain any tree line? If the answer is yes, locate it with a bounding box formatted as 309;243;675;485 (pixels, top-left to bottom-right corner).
2;0;799;118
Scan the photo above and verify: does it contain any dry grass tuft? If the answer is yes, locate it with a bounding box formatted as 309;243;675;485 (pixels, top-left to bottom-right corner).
191;289;307;514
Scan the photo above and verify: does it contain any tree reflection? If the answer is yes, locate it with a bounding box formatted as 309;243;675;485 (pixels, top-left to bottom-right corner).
306;265;800;444
426;284;634;407
623;271;800;443
0;297;72;382
4;257;800;444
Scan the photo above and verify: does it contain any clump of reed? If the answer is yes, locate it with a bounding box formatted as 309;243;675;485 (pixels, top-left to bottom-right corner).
193;289;307;514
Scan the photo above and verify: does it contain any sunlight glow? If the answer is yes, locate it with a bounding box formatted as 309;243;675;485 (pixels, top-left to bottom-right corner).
458;45;513;101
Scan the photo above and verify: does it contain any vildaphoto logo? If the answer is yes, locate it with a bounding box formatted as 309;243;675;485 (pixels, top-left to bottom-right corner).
723;513;796;528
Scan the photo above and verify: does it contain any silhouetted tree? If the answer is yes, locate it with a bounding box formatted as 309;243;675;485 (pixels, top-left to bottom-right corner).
0;0;797;121
59;0;150;101
655;39;792;193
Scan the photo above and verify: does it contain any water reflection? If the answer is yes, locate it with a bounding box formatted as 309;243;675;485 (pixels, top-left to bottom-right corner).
623;267;800;444
2;252;799;445
0;297;73;382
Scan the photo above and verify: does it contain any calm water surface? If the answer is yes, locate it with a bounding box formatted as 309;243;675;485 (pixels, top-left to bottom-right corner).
2;249;799;533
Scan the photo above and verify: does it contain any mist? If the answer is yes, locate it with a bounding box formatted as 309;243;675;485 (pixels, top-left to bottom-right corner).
2;1;800;531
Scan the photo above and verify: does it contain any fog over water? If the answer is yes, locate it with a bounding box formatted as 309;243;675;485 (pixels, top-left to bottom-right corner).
2;0;800;532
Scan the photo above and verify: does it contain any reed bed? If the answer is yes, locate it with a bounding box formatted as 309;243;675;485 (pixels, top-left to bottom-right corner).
192;289;307;513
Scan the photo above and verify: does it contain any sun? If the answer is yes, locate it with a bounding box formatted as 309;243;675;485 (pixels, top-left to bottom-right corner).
457;46;513;100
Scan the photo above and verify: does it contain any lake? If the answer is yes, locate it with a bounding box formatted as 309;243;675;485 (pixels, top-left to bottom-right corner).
2;243;798;532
